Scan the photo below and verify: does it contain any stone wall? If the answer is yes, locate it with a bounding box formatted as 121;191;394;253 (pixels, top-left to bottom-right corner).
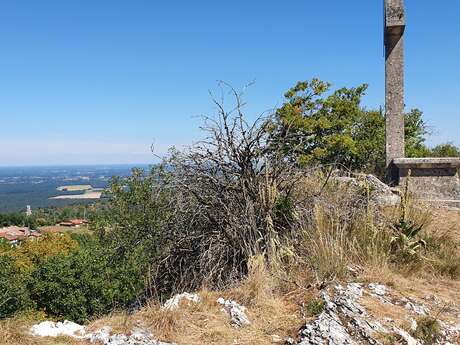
394;158;460;202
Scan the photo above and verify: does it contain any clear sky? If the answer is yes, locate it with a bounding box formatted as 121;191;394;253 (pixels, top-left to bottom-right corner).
0;0;459;166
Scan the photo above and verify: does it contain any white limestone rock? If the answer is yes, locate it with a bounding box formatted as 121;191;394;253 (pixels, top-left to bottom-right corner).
89;327;173;345
368;283;387;297
30;321;175;345
298;283;386;345
30;320;86;338
217;297;250;327
162;292;201;310
405;300;430;316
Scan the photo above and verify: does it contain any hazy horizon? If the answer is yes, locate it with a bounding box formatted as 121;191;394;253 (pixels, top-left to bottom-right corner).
0;163;152;168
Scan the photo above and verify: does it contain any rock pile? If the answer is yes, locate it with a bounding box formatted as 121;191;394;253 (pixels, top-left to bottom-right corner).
89;327;174;345
30;292;252;344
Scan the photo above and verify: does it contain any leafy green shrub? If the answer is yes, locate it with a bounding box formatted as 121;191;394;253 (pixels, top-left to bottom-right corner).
0;256;32;318
28;240;144;323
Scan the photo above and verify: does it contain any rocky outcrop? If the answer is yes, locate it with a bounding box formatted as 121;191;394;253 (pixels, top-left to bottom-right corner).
297;283;460;345
298;283;388;345
335;174;401;207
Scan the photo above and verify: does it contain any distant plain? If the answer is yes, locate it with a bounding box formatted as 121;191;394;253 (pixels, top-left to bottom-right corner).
0;165;147;213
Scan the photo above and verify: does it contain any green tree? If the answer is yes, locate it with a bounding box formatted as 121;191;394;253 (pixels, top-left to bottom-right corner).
0;255;32;318
272;78;458;177
430;142;460;157
272;78;368;169
96;167;170;263
404;109;431;157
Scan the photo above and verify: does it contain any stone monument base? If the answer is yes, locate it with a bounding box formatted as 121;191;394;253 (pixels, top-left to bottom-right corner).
393;158;460;205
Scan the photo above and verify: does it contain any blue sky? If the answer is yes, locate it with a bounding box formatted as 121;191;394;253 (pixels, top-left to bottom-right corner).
0;0;459;166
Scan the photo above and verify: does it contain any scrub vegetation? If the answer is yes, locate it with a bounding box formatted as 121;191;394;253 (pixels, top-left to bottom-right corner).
1;80;459;345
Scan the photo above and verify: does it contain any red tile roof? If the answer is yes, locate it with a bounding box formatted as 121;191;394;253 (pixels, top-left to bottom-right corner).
0;226;31;241
59;219;88;227
70;219;88;225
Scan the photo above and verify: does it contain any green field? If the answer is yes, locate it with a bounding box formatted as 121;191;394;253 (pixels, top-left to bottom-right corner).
56;185;92;192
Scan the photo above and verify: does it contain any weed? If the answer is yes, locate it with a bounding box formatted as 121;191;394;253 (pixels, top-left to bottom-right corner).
390;218;426;258
305;298;324;317
413;316;441;345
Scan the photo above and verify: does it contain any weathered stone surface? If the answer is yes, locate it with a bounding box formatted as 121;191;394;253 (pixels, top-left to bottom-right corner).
385;0;406;182
296;283;460;345
217;297;250;327
298;284;388;345
404;299;430;316
385;0;405;29
335;174;400;206
368;283;387;300
394;158;460;202
393;158;460;169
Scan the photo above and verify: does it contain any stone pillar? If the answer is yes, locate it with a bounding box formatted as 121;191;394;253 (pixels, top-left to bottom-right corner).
385;0;406;183
383;1;460;206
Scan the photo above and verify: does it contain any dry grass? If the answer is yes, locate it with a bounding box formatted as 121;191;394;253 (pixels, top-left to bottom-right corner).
83;255;304;345
0;312;84;345
293;172;460;283
427;206;460;239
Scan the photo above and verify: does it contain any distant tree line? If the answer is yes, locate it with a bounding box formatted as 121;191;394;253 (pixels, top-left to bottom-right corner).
0;204;104;229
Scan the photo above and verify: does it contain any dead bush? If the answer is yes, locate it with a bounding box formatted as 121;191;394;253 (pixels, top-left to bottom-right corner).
156;83;307;292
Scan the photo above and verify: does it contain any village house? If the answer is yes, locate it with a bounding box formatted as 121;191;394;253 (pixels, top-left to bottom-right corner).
0;226;41;245
59;219;89;227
